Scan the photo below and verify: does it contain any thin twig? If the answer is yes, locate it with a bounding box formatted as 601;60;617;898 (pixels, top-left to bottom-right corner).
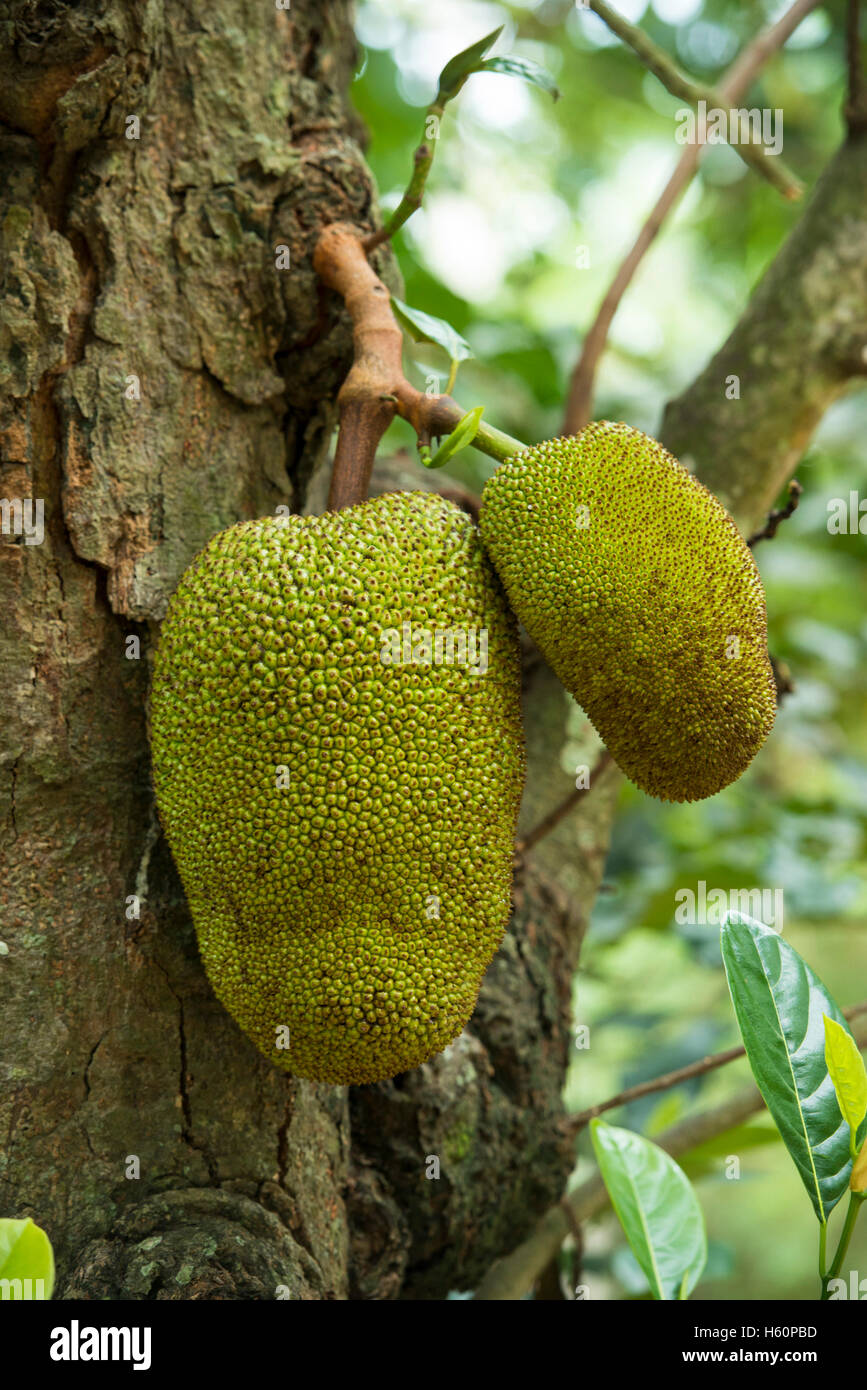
590;0;698;102
563;0;821;435
570;1046;745;1130
362;115;442;252
475;1010;867;1299
589;0;801;196
516;750;615;855
747;479;803;546
569;999;867;1131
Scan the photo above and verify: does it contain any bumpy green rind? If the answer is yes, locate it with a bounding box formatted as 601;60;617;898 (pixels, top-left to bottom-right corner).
149;492;525;1085
479;422;776;803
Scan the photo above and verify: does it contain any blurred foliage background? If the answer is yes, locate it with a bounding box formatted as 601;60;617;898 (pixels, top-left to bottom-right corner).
351;0;867;1299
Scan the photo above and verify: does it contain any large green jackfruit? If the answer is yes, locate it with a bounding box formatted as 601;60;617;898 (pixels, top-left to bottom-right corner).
479;422;776;802
150;492;525;1085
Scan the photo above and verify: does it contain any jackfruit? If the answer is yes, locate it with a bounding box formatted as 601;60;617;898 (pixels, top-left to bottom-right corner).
150;492;525;1085
479;421;776;802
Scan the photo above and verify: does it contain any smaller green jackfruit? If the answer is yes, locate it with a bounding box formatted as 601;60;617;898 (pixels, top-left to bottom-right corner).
479;421;776;803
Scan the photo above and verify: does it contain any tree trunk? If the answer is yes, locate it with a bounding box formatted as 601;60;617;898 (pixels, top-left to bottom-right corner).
0;0;614;1300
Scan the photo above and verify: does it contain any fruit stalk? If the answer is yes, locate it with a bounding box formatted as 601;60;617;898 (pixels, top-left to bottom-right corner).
313;223;524;509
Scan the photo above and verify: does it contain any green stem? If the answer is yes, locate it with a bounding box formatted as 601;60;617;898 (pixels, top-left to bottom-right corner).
363;103;444;251
829;1193;865;1279
393;388;526;469
822;1189;861;1295
818;1222;829;1300
471;418;526;465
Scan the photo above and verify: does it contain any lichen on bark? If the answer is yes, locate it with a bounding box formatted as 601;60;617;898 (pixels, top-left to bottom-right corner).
0;0;612;1302
0;0;365;1301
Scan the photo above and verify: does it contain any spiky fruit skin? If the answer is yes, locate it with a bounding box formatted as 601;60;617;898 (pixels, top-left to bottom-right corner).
479;422;776;803
150;492;525;1085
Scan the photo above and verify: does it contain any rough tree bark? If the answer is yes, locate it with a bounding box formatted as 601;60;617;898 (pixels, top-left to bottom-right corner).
0;0;615;1300
1;1;865;1302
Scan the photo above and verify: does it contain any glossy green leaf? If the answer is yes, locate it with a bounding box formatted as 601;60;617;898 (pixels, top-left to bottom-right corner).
590;1120;707;1301
0;1217;55;1299
436;27;503;102
612;1238;733;1297
424;407;484;469
824;1015;867;1142
721;912;853;1222
476;55;560;100
391;296;473;366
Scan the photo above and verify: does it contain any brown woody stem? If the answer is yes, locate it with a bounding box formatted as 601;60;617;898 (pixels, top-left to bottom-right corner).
313;223;524;510
847;0;867;132
516;750;615;855
747;479;803;546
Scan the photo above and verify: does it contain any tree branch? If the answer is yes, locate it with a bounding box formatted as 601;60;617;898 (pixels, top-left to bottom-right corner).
313;225;405;509
771;654;795;704
563;0;822;436
846;0;867;132
476;1087;765;1299
588;0;801;197
570;998;867;1131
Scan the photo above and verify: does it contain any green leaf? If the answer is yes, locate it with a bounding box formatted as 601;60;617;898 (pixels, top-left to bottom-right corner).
824;1015;867;1141
612;1238;732;1297
721;912;855;1222
0;1217;54;1299
424;407;484;470
436;27;503;101
475;55;560;100
390;296;473;367
590;1120;707;1301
